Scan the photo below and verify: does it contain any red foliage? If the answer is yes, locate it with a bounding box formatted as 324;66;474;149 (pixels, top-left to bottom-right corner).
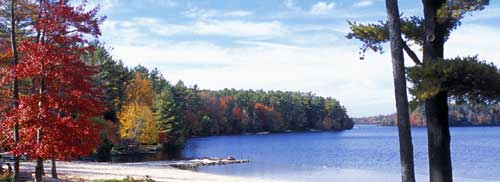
0;41;12;113
254;103;284;131
186;111;201;135
219;96;234;112
232;107;242;120
254;103;274;120
200;93;226;121
0;0;105;160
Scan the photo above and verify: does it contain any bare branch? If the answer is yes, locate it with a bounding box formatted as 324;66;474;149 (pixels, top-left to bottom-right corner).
402;40;422;65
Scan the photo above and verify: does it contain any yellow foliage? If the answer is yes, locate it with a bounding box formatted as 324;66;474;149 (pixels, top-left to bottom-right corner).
119;73;158;144
119;103;159;144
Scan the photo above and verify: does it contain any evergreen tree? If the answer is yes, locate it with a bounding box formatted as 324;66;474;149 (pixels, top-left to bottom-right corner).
153;86;176;146
149;68;169;95
88;45;132;122
162;81;190;151
347;1;497;181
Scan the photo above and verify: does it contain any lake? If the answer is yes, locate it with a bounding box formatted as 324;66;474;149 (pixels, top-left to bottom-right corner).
182;125;500;182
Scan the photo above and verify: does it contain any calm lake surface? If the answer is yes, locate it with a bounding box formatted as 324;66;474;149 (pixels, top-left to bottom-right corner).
182;125;500;182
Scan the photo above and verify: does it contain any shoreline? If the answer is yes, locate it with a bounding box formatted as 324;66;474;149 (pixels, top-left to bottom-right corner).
187;128;351;140
15;161;500;182
18;161;274;182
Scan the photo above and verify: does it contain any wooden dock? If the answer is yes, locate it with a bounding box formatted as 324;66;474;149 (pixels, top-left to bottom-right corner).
168;157;249;169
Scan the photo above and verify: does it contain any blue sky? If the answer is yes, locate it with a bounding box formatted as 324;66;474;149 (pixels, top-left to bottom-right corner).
86;0;500;117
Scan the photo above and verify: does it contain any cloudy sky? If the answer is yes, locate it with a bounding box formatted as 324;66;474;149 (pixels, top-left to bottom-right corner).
87;0;500;117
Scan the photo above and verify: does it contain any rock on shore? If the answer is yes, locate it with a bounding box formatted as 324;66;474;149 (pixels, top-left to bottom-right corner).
168;157;249;169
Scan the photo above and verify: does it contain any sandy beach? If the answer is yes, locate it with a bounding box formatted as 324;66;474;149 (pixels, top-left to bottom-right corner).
18;161;274;182
12;160;500;182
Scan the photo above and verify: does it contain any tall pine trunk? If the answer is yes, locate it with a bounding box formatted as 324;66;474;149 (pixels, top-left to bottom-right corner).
9;0;21;181
385;0;416;181
422;0;452;181
425;92;451;182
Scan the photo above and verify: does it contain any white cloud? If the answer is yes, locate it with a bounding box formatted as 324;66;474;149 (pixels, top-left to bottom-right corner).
354;0;375;7
284;0;299;10
224;10;254;17
276;0;384;19
85;0;177;15
446;24;500;65
104;17;348;45
310;2;336;15
192;20;284;37
235;40;304;50
104;17;285;39
80;0;117;12
97;0;117;11
184;8;254;19
462;7;500;22
146;0;177;7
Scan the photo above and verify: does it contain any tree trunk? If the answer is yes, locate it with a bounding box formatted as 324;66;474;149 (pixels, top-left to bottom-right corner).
425;92;451;182
0;150;3;173
51;159;57;178
422;0;452;182
34;158;44;182
34;128;44;182
9;0;21;181
385;0;416;182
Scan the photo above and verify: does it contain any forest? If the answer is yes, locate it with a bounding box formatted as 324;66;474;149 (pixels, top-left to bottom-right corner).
354;104;500;126
90;46;354;151
0;1;355;180
3;0;499;182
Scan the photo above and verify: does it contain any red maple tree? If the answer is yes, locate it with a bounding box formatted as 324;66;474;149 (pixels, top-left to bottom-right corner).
0;0;105;160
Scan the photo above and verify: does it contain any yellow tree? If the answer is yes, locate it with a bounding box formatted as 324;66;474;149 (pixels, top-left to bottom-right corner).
119;73;158;144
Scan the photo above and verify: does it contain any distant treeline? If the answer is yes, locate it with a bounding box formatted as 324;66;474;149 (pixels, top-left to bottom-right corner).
193;89;355;135
89;45;354;154
354;104;500;126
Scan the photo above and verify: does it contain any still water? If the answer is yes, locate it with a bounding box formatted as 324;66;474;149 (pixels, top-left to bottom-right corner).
182;125;500;182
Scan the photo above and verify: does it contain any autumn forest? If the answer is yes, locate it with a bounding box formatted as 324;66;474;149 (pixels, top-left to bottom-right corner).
0;0;355;181
92;45;354;149
2;0;500;182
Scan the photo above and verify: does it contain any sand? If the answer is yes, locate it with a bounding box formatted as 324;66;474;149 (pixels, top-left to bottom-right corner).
15;161;499;182
19;161;275;182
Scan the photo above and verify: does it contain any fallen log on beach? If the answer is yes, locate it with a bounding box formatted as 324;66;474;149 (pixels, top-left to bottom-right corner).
168;157;249;169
